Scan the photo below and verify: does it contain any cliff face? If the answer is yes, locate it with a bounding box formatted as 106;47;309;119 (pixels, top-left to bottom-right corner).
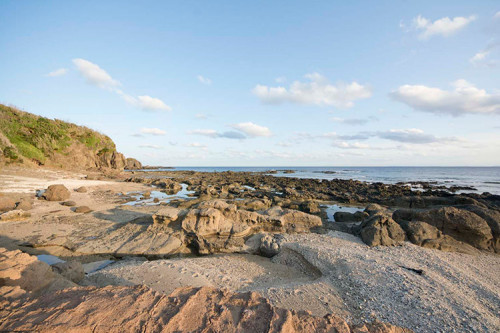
0;104;138;171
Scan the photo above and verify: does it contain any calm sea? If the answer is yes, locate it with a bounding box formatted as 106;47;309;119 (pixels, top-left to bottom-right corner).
148;167;500;195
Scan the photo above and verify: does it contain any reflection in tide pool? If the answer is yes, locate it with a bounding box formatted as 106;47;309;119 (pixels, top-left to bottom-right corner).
324;204;364;222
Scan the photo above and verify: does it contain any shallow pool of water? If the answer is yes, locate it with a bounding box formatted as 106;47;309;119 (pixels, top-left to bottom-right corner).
324;204;364;222
123;183;196;206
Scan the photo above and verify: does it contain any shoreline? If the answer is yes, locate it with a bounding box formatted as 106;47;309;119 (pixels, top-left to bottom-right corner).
1;166;499;332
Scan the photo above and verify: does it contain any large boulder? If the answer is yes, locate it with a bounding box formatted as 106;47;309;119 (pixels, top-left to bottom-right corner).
42;184;70;201
0;196;16;212
393;207;494;252
181;200;322;254
357;213;406;247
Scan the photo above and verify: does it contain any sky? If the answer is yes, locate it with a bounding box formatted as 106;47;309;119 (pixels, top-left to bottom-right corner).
0;0;499;166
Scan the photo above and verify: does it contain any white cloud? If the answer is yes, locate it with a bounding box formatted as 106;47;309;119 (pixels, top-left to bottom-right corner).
230;122;272;137
332;141;370;149
470;51;489;65
135;95;171;111
495;11;500;19
197;75;212;85
252;73;371;108
376;129;453;144
46;68;68;77
187;142;207;149
188;129;248;140
140;128;166;136
139;144;163;149
413;15;476;39
73;58;120;88
330;116;378;125
275;76;286;83
195;113;208;119
73;58;171;111
391;80;500;115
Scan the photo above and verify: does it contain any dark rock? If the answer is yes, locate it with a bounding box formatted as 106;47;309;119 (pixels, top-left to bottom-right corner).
61;201;76;207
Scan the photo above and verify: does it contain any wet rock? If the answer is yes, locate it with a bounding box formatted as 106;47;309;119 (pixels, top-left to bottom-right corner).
0;196;16;212
334;211;368;222
75;186;88;193
51;261;85;283
42;184;70;201
61;200;76;207
74;206;92;213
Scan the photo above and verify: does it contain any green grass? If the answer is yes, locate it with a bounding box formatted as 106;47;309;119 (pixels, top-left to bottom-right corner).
0;104;116;164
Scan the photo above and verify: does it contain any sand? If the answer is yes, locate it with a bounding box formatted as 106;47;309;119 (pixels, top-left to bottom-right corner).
84;232;500;332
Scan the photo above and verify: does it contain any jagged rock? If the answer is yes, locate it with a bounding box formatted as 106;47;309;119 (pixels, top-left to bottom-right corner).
356;213;406;247
393;207;494;252
153;178;183;194
153;207;181;226
0;210;30;221
125;157;142;170
75;186;88;193
397;220;479;255
364;203;388;216
98;151;126;170
0;248;74;300
236;198;271;211
0;283;411;333
51;261;85;283
300;200;321;214
42;184;70;201
74;206;92;213
0;196;16;212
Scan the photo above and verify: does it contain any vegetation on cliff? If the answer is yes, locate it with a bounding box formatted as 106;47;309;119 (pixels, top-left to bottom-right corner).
0;104;129;170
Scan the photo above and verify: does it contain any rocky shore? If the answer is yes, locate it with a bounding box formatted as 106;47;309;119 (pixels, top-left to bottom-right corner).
1;166;499;332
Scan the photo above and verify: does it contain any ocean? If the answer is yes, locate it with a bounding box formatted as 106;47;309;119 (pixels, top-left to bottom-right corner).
148;166;500;195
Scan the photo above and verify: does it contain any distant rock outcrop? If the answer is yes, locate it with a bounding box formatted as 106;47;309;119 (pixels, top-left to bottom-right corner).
0;104;140;171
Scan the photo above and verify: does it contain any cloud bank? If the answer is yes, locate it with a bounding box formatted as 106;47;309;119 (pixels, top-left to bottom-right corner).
253;73;371;108
73;58;171;111
391;80;500;115
413;15;476;39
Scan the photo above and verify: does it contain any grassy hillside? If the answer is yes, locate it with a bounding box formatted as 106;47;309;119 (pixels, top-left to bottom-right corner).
0;104;117;166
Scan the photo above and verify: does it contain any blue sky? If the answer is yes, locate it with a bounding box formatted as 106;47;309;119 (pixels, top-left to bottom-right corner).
0;1;499;166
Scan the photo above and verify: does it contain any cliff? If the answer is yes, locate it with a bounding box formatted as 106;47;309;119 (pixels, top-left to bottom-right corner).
0;104;141;171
